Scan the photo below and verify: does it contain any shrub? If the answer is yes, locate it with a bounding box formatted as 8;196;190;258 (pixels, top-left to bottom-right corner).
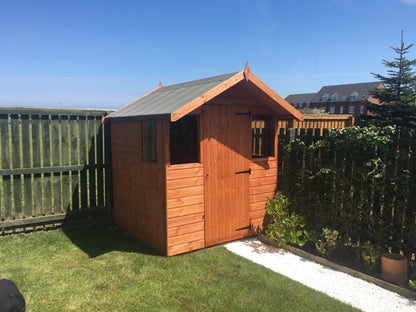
265;193;312;247
315;228;339;256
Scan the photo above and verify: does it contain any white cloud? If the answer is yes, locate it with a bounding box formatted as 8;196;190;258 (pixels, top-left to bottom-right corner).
403;0;416;4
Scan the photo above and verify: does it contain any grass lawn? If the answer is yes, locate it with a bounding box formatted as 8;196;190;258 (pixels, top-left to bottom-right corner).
0;225;359;312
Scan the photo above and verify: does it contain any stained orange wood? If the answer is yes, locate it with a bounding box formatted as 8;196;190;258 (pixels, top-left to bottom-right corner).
166;166;204;180
250;209;266;220
167;203;205;219
167;240;205;256
166;176;204;190
203;104;251;246
167;222;205;238
165;160;206;254
166;185;204;199
250;159;277;170
250;217;266;233
250;193;275;204
167;195;204;209
245;74;304;121
250;168;278;178
168;212;205;228
168;230;205;246
249;176;277;187
111;120;167;254
250;201;268;212
171;72;245;121
250;184;277;195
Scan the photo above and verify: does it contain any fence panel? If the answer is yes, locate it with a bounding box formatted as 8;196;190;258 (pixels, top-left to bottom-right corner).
0;107;114;231
278;125;416;257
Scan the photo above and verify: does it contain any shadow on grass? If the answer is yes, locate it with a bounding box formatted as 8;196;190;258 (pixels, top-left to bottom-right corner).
61;222;160;258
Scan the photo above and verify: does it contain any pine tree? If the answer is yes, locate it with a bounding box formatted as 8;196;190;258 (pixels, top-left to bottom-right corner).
367;32;416;128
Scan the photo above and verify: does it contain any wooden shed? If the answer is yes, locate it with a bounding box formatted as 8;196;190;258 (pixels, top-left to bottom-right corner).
106;64;303;256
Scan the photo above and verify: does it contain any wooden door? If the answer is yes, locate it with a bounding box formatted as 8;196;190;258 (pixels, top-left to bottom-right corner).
203;104;251;247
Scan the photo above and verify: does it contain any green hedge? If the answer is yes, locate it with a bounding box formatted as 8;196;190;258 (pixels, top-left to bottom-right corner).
278;126;416;258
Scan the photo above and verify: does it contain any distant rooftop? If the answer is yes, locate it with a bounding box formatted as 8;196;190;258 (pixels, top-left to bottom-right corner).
312;82;381;102
285;93;316;104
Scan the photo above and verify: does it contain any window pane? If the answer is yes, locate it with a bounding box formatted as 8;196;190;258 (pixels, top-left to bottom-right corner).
252;116;274;157
142;120;156;162
349;106;355;114
170;115;199;165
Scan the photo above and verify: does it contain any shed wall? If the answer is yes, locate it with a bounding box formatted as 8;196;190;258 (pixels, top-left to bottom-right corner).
249;158;277;231
166;163;205;256
111;120;167;254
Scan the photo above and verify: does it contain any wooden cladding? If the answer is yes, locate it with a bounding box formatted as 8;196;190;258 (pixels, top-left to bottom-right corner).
142;120;156;162
203;104;251;247
166;163;205;256
111;120;167;254
249;158;277;232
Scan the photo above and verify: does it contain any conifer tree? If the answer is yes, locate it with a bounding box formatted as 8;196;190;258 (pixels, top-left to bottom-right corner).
367;32;416;128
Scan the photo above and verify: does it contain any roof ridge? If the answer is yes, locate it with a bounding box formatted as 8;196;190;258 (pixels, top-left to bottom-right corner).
160;72;239;91
321;81;379;88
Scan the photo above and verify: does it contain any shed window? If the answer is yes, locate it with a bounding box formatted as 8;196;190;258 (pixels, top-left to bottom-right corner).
252;116;274;158
142;120;156;162
170;115;199;165
340;106;345;114
329;106;335;114
349;106;355;114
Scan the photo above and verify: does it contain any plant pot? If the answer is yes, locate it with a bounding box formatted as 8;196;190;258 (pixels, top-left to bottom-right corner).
381;253;408;283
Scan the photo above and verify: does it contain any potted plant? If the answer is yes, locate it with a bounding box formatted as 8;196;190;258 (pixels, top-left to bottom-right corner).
381;252;408;283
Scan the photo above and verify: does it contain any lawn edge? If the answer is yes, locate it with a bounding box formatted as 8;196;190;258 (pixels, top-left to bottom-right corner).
257;234;416;300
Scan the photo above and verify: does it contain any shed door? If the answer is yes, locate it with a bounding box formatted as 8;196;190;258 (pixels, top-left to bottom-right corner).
203;104;251;247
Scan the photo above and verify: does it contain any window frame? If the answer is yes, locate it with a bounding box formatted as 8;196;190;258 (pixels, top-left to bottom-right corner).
142;119;157;163
251;115;275;158
169;115;200;165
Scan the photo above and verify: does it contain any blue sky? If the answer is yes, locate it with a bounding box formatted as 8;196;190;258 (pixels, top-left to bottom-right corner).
1;0;416;109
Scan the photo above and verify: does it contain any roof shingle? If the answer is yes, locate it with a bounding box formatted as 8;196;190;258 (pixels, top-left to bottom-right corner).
106;72;238;120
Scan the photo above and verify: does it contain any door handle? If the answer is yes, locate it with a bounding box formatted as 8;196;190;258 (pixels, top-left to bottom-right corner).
235;168;251;175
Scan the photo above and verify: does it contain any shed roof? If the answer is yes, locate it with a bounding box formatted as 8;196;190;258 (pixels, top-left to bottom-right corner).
106;64;303;122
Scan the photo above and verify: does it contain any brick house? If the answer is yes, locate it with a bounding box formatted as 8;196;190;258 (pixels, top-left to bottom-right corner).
286;82;383;115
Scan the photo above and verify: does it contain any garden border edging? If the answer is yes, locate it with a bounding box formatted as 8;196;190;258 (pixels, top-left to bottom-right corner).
257;235;416;300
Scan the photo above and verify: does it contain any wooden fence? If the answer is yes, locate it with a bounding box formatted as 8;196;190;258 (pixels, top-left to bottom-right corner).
278;114;355;135
0;107;114;230
278;126;416;258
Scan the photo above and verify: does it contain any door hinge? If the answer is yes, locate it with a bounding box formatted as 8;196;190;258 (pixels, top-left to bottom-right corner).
235;168;251;175
235;111;251;116
236;225;251;231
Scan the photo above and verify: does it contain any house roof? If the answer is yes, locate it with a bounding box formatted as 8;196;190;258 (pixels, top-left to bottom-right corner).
311;82;381;102
106;64;303;122
285;93;316;104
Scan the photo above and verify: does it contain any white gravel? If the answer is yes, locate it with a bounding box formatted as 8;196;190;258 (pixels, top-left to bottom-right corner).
225;237;416;312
